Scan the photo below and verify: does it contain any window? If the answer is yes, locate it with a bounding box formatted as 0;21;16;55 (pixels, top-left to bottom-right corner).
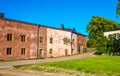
63;37;69;45
40;37;43;43
49;49;53;54
21;48;26;55
21;35;26;42
50;38;53;44
109;34;113;38
7;48;12;55
116;33;119;39
7;34;12;41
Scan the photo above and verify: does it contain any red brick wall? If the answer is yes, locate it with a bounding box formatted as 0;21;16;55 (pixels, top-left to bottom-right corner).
38;26;47;58
0;18;87;60
0;19;38;60
77;35;87;53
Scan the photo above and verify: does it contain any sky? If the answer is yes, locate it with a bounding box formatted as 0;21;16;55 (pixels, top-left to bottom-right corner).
0;0;119;36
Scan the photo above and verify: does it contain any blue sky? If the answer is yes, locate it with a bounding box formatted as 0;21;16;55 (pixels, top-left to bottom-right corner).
0;0;119;36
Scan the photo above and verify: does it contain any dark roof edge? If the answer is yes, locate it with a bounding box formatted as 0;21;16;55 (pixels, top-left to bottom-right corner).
77;32;86;37
0;17;86;37
105;28;120;32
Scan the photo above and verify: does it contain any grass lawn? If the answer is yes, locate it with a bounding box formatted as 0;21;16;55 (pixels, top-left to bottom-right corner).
14;56;120;76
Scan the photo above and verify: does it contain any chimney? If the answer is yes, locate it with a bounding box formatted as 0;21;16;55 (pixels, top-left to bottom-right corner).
0;13;4;18
60;24;64;29
73;28;76;32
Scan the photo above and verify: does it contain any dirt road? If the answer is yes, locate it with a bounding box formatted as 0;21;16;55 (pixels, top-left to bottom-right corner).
0;69;71;76
0;53;94;76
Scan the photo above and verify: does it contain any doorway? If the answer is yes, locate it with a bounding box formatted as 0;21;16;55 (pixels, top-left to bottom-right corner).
78;44;80;54
65;49;68;56
80;45;83;53
39;49;43;57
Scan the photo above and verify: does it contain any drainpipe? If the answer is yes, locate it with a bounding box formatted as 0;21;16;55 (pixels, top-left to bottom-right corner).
71;31;73;55
37;25;40;58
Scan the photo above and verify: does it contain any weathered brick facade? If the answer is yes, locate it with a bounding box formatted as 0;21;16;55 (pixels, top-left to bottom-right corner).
0;18;37;60
77;34;87;53
71;33;78;55
47;28;72;57
0;17;86;60
38;26;47;58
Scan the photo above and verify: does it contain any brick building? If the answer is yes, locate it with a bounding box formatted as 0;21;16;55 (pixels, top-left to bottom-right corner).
0;14;86;60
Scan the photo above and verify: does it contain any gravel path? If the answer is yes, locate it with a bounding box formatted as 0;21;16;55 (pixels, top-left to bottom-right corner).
0;69;71;76
0;52;93;69
0;53;94;76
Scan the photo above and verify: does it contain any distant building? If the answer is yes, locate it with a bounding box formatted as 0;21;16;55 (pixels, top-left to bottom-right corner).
104;28;120;39
0;14;86;60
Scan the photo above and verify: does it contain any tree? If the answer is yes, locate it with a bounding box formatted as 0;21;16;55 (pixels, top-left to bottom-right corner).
86;16;120;53
116;0;120;18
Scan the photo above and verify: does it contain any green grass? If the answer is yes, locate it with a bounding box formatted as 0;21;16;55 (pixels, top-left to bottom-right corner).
15;56;120;76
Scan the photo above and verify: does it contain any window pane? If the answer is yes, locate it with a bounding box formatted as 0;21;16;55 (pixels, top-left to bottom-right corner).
7;34;12;41
7;48;12;55
50;38;53;44
49;49;53;54
21;48;25;55
40;37;43;43
21;35;25;42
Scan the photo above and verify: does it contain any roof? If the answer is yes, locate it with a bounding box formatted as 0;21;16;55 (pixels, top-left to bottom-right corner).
104;28;120;32
63;28;86;36
0;17;86;37
112;28;120;31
